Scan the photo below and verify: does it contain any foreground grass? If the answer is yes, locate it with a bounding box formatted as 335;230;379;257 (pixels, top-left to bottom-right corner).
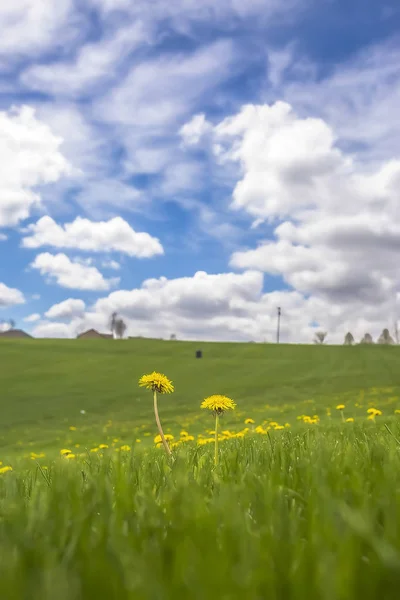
1;423;400;599
1;339;400;459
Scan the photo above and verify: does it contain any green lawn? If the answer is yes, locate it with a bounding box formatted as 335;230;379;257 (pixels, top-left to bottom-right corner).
1;339;400;599
1;338;400;460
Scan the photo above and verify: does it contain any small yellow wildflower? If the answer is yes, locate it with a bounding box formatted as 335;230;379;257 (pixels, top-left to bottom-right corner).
395;409;400;414
113;438;119;443
274;425;285;430
65;453;76;459
69;426;77;431
136;439;141;443
336;404;345;410
60;449;71;456
200;395;236;414
346;418;354;423
90;447;99;453
75;444;80;448
154;434;174;444
120;445;131;451
143;432;151;437
99;444;109;449
244;418;255;425
0;466;13;474
138;372;174;394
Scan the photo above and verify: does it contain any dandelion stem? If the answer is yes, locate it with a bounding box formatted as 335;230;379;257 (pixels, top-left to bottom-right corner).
214;413;219;466
153;390;172;456
340;410;345;423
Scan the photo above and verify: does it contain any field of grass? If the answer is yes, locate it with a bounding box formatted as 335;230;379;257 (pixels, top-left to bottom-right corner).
1;339;400;599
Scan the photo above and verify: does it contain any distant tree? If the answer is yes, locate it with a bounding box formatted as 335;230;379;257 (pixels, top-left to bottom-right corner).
114;318;127;339
170;333;176;340
344;332;354;345
360;332;374;344
110;312;118;339
378;328;395;345
109;312;126;339
313;331;327;345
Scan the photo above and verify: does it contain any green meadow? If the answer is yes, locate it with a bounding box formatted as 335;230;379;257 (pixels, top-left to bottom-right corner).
1;339;400;599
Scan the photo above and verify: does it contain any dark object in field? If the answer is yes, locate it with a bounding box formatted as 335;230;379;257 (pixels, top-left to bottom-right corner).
196;350;202;358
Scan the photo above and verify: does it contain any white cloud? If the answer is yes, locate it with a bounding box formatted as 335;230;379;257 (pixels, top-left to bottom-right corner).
102;259;120;270
96;40;235;129
0;106;72;227
179;114;212;146
279;38;400;165
0;282;25;307
21;21;149;97
30;252;118;290
23;313;41;322
22;215;164;257
32;320;77;338
192;101;400;311
0;233;7;241
0;1;80;62
27;268;400;344
45;298;86;319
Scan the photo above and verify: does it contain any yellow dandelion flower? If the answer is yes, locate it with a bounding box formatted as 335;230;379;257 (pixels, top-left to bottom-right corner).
99;444;109;449
0;466;13;474
274;425;285;430
69;426;77;431
180;430;189;437
75;444;80;448
284;423;291;428
154;434;174;444
200;395;236;414
138;371;174;394
143;432;151;437
60;449;71;456
244;418;255;425
346;418;354;423
65;453;76;459
120;445;131;451
90;447;99;453
181;435;195;442
336;404;345;410
113;438;119;443
136;439;141;443
395;409;400;414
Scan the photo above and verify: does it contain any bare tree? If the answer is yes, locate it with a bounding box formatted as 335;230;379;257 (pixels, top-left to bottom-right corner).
313;331;327;345
110;312;118;339
114;317;127;339
344;332;354;345
378;328;395;345
0;318;15;332
360;332;374;344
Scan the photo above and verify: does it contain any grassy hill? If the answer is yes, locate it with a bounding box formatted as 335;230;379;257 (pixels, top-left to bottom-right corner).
1;338;400;459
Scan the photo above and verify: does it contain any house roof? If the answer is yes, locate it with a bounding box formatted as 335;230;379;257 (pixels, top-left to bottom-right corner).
0;329;32;338
77;329;113;339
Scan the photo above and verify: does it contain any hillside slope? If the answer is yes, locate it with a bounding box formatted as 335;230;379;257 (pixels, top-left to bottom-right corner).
1;339;400;457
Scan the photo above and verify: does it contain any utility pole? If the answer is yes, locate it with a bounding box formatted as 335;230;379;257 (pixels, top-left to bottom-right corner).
277;307;281;344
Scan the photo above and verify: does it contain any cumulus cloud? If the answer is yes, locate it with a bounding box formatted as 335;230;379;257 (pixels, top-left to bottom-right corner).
0;282;25;307
28;268;400;343
22;215;164;257
179;101;400;310
23;313;41;322
45;298;86;319
0;106;72;227
30;252;118;291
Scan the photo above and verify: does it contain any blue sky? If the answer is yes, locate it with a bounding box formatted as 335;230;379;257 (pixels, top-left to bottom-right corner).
1;0;400;343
